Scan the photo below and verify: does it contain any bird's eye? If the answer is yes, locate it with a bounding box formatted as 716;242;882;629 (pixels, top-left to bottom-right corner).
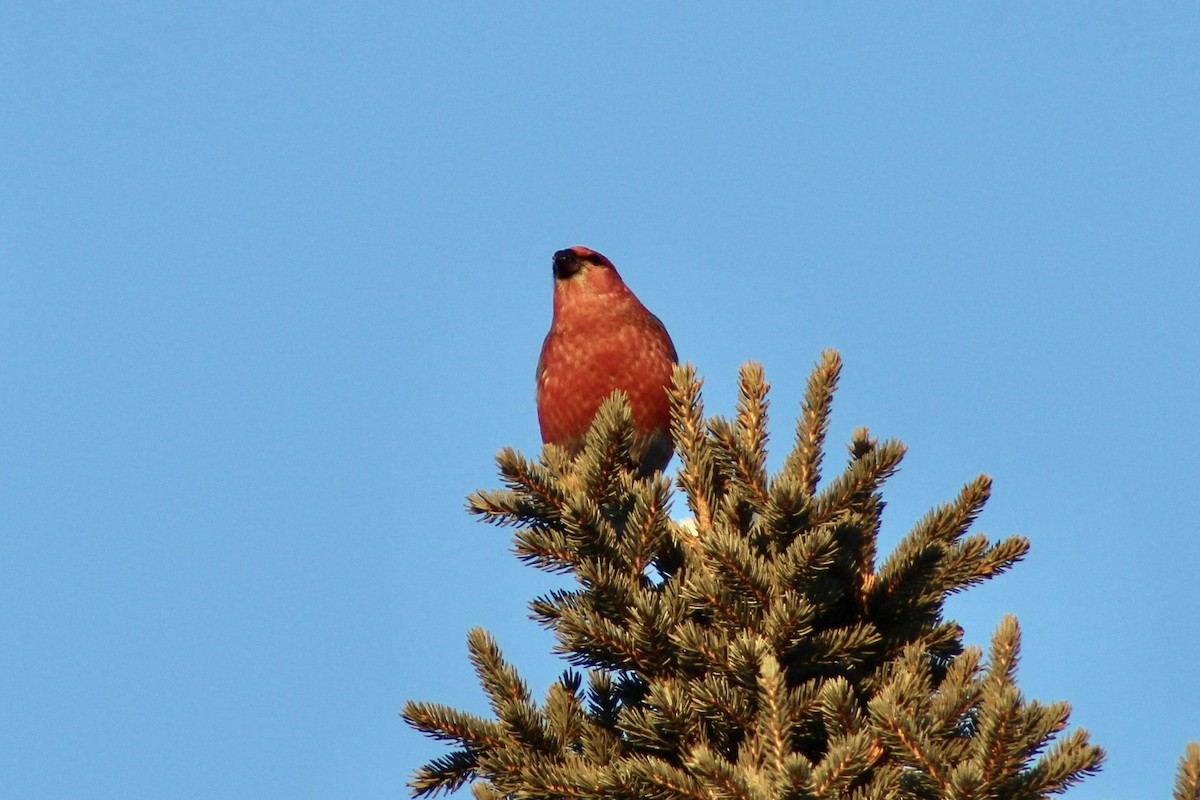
579;250;612;268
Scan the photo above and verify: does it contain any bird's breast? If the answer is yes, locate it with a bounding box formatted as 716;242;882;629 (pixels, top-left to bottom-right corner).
536;318;676;451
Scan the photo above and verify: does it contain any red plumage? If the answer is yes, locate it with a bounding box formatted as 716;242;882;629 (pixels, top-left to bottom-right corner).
536;246;678;475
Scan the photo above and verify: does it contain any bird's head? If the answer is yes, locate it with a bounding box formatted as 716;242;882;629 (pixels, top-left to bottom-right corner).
549;245;641;321
552;246;618;282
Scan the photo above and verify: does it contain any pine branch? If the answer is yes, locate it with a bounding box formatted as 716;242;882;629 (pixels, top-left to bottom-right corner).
469;780;503;800
816;676;863;739
513;525;578;573
764;472;813;551
579;392;638;504
698;525;774;610
811;731;875;796
467;447;569;527
466;628;553;751
1175;742;1200;800
777;525;839;597
687;743;753;799
908;474;993;548
708;362;770;509
810;436;906;528
618;756;710;800
518;759;605;798
670;363;717;534
620;474;675;579
409;749;478;797
983;616;1021;693
930;646;982;736
1010;727;1104;798
555;607;647;671
402;701;504;750
544;674;587;755
756;654;796;783
938;533;1030;597
783;348;842;498
690;671;757;738
682;567;760;630
873;697;948;788
763;590;817;654
670;620;732;673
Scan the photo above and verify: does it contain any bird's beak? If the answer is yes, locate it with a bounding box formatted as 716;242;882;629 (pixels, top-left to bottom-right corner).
552;249;583;281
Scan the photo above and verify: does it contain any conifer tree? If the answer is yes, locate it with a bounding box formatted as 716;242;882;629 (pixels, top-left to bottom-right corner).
404;351;1187;798
1177;743;1200;800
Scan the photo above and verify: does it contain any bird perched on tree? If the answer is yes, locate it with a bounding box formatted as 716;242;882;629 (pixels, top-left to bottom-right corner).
536;246;678;476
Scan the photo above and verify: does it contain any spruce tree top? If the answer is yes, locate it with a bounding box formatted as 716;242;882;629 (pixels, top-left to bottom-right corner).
405;351;1109;799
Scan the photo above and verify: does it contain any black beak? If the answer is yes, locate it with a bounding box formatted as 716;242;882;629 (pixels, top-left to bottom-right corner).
552;249;583;281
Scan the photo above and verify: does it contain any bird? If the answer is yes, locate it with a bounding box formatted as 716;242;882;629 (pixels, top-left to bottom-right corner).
536;246;678;476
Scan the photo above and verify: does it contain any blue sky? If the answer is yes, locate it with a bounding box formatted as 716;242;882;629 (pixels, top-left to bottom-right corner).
2;4;1197;798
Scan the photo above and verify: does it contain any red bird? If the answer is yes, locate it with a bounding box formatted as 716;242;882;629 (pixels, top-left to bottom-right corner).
536;246;678;475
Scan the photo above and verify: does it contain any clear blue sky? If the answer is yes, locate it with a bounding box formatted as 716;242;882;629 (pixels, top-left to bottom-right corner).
2;4;1196;798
